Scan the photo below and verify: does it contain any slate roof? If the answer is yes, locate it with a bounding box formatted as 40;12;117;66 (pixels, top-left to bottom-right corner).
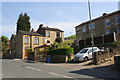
18;30;41;36
43;27;64;32
75;10;120;28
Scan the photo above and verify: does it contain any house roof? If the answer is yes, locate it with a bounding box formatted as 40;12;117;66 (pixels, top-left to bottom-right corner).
43;27;64;32
75;10;120;28
18;30;42;36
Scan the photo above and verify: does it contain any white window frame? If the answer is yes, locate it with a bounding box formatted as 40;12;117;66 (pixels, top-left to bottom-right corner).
24;36;29;44
46;30;50;37
34;37;39;45
81;26;86;32
105;29;111;35
89;23;95;30
105;19;110;27
115;16;120;24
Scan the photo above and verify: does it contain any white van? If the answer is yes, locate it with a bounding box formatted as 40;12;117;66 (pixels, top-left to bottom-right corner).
74;47;100;62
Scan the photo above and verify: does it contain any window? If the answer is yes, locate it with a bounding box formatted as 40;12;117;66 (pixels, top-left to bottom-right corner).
105;29;111;35
44;39;48;43
34;37;39;45
81;26;86;32
46;30;50;37
79;49;88;53
117;27;120;33
89;23;95;30
56;32;60;37
24;36;29;44
76;27;80;31
88;49;92;53
115;16;120;24
105;19;110;27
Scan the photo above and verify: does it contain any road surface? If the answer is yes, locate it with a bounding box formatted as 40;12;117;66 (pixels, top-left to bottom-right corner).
2;59;120;80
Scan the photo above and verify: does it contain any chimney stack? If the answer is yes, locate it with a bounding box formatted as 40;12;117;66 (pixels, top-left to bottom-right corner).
39;24;44;28
103;13;107;16
31;28;36;32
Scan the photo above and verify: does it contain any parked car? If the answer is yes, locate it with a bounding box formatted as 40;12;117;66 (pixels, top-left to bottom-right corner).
74;47;100;62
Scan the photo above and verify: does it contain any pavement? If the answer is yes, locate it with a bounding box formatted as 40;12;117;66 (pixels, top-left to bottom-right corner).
1;59;120;80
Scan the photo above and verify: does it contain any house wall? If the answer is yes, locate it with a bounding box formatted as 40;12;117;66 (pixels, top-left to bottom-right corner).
10;35;16;58
76;11;120;45
22;35;44;59
15;34;23;59
44;30;64;44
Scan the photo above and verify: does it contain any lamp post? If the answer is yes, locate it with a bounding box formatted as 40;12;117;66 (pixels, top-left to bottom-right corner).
88;0;94;56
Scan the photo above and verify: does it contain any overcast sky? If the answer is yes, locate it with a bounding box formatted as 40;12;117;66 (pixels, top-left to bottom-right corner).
2;1;119;39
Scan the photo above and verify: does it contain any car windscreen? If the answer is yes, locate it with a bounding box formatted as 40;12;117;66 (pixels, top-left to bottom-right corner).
79;49;88;53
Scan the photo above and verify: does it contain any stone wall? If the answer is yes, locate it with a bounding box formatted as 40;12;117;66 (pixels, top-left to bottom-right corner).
93;49;120;65
50;55;68;63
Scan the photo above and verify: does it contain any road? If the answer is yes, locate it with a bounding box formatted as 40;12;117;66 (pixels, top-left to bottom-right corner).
2;59;120;80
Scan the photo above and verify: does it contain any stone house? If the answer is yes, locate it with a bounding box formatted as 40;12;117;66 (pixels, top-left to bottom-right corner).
75;10;120;46
10;25;64;59
37;24;64;44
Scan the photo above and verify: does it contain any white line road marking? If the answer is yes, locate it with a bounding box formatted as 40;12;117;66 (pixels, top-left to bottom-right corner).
49;72;72;78
25;66;77;79
13;59;21;61
25;66;42;71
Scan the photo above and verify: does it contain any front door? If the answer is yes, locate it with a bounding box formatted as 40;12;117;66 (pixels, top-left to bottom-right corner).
25;49;28;58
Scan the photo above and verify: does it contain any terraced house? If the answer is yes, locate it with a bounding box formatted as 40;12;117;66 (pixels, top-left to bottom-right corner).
10;24;64;59
75;10;120;47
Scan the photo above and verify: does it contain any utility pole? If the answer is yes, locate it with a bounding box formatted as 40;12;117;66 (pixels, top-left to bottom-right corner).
88;0;94;56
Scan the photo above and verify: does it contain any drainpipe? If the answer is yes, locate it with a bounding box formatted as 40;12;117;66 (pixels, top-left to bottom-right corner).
113;32;117;42
30;35;32;48
102;35;104;44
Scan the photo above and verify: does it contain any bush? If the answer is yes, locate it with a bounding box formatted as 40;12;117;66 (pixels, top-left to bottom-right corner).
48;47;74;55
28;48;34;54
48;42;70;51
55;37;62;43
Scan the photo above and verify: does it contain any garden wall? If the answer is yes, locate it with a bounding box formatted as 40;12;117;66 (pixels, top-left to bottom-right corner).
93;50;120;65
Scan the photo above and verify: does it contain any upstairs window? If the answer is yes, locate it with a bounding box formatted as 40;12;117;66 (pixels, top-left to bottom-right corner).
89;23;95;30
76;27;80;31
81;26;86;32
105;19;110;27
56;32;60;37
34;37;39;45
24;36;29;44
115;16;120;24
46;30;50;37
105;29;111;35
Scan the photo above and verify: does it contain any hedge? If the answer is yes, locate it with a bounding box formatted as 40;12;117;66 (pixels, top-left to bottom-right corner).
48;47;74;55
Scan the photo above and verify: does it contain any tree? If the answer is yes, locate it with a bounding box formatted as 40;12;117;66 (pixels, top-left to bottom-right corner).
55;37;62;43
0;35;8;52
16;13;31;34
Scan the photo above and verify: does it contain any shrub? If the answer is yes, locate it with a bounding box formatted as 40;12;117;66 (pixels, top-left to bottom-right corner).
28;48;34;54
48;42;70;51
48;47;74;55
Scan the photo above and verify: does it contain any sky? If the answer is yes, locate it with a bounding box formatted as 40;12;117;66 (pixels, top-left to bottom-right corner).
1;1;120;39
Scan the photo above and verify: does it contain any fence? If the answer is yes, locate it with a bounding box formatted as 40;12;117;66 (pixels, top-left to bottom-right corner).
79;32;120;47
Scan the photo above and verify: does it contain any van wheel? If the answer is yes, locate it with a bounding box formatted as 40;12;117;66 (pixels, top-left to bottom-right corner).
84;57;88;61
